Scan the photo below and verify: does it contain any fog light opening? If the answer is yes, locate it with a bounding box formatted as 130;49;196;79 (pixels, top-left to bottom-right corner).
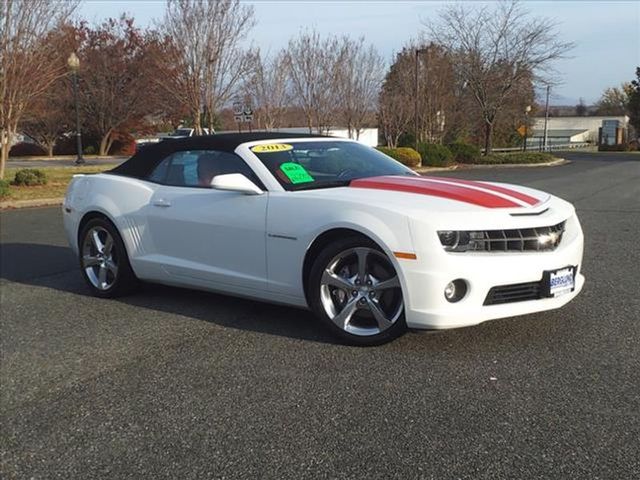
444;279;468;303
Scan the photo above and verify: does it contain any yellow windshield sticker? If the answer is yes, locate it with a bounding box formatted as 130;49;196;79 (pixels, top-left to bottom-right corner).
251;143;293;153
279;162;314;184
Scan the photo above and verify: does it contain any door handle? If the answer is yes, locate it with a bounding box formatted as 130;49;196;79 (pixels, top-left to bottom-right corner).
152;198;171;207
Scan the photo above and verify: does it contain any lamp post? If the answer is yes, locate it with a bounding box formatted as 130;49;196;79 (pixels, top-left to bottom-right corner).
67;53;84;165
414;48;429;151
542;85;550;152
523;105;532;152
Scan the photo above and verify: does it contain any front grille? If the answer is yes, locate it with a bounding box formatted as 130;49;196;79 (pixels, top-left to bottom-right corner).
484;281;542;305
467;222;565;252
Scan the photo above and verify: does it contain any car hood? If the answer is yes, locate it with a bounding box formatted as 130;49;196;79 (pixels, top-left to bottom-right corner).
289;175;570;229
294;175;547;210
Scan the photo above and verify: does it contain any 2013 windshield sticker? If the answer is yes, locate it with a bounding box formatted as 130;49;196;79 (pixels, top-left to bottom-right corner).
251;143;293;153
279;162;314;184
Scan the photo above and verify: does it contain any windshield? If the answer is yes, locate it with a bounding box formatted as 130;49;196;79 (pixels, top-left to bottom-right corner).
249;141;415;191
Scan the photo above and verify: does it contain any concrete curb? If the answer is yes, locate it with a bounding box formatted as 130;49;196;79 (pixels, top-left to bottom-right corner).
413;165;460;174
456;158;568;169
0;197;63;210
414;158;567;174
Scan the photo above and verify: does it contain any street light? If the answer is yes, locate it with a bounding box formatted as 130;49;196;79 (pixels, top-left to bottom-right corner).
67;52;84;165
523;105;532;152
414;48;429;151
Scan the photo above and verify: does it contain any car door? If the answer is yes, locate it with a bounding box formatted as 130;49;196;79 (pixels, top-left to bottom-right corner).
143;149;269;293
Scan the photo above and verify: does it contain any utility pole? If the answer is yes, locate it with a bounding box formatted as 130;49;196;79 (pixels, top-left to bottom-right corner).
542;85;550;152
414;48;428;151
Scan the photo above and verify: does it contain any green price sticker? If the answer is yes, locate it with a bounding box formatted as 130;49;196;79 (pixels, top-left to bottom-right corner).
279;162;314;184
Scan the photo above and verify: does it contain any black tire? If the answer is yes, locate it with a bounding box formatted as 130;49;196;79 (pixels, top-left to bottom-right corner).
308;235;407;346
78;217;139;298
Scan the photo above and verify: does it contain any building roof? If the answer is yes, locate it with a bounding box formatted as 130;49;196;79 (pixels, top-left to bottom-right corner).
112;132;328;179
531;129;589;138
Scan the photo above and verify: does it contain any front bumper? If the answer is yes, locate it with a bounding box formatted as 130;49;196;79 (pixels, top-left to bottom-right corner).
401;212;585;330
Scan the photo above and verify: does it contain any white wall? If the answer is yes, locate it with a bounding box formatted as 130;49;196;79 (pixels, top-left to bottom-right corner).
532;116;629;143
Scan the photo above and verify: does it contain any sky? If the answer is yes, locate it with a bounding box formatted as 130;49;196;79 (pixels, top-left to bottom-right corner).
78;0;640;105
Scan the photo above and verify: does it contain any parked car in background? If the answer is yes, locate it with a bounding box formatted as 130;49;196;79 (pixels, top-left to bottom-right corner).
63;133;584;345
159;127;213;140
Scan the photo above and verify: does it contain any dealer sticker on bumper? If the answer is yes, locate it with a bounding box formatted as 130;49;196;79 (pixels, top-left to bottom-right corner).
544;266;576;298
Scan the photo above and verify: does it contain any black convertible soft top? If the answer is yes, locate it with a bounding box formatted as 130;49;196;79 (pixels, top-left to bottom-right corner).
110;132;328;179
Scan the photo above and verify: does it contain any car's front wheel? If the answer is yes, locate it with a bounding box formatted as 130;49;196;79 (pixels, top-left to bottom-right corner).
308;236;407;346
79;217;138;298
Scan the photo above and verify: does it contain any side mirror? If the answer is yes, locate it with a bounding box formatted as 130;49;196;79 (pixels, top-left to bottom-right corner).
210;173;263;195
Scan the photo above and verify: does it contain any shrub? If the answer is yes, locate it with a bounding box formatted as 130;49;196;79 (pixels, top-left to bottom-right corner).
111;134;137;156
8;142;46;157
476;152;557;164
0;179;10;198
376;147;422;168
397;132;416;148
84;145;96;155
598;143;631;152
447;142;481;164
12;168;48;186
417;143;454;167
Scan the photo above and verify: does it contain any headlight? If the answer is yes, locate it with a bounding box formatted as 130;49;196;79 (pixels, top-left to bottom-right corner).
438;230;484;252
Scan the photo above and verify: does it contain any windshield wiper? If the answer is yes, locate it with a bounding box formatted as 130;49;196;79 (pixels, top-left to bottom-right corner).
289;180;351;191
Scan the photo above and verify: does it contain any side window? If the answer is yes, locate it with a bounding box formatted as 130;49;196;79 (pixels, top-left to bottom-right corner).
147;150;263;189
147;156;171;183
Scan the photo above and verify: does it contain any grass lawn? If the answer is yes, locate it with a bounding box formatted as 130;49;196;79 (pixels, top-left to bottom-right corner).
1;164;118;202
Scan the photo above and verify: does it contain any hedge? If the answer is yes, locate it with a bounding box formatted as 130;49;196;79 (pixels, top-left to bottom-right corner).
475;152;557;164
417;143;454;167
598;143;637;152
12;168;48;186
0;179;9;197
447;142;481;164
376;147;422;167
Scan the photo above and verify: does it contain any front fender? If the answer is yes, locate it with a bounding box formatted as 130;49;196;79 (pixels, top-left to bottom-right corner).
266;193;415;301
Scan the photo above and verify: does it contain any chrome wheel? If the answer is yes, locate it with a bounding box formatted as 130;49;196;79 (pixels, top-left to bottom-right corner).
81;226;118;291
319;247;403;337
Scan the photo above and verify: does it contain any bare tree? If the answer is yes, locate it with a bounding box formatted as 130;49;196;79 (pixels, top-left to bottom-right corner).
378;43;457;147
378;50;415;148
0;0;78;178
425;0;573;154
244;50;290;130
160;0;254;134
334;37;384;139
575;98;588;116
595;84;632;116
285;30;341;134
20;79;72;157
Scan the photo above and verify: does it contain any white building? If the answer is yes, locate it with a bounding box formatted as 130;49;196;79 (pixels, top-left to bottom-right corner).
531;115;629;144
231;127;379;147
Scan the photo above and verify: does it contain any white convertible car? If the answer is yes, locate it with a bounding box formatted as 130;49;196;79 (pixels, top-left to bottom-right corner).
63;133;584;345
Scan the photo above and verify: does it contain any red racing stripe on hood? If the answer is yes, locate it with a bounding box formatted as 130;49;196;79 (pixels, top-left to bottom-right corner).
424;176;540;206
350;176;523;208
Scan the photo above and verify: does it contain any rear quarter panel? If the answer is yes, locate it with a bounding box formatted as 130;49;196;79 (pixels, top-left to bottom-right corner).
64;173;156;259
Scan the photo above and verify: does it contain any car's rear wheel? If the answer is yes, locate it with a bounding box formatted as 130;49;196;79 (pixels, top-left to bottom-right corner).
79;217;138;298
308;236;407;346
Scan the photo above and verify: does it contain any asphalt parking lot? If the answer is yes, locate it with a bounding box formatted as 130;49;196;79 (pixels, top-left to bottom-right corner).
1;151;639;479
